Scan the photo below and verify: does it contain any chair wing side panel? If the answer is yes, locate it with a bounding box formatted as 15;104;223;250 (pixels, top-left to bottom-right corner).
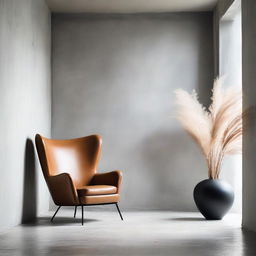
48;173;79;206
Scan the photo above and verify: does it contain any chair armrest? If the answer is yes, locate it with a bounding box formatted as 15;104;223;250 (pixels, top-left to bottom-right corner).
47;173;79;206
91;170;123;193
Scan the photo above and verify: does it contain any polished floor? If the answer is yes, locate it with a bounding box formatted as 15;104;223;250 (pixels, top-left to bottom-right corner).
0;210;255;256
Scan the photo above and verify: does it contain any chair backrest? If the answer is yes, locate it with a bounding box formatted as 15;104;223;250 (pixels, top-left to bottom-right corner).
35;134;102;187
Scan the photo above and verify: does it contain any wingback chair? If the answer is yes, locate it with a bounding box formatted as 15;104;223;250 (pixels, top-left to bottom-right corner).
35;134;123;225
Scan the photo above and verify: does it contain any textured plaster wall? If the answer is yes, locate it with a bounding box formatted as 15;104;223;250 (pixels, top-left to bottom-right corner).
242;0;256;232
0;0;51;230
52;13;213;211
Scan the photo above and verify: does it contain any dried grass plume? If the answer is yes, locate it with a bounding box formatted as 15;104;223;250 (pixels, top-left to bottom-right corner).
174;78;242;179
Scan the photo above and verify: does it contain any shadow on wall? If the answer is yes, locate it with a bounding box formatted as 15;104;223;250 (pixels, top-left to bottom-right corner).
22;139;37;224
196;14;213;109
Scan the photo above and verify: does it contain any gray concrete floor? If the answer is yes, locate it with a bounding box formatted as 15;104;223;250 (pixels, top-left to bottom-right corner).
0;210;255;256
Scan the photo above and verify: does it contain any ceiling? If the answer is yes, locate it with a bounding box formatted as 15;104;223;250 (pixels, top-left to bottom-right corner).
46;0;218;13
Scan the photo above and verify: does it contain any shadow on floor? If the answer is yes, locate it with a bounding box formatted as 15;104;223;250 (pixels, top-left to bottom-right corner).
165;217;206;221
242;229;256;256
22;216;100;227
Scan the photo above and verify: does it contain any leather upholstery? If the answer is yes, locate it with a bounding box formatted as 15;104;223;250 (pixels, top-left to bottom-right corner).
91;171;122;193
79;194;120;205
35;134;122;206
48;173;79;206
77;185;117;196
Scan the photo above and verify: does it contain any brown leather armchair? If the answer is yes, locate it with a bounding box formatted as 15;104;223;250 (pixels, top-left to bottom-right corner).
35;134;123;225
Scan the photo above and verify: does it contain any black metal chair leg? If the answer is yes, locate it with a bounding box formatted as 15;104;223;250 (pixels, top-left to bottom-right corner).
115;203;123;221
51;206;61;222
81;205;84;225
74;206;77;218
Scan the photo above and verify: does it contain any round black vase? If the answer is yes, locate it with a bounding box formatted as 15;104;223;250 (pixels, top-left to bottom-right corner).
193;179;234;220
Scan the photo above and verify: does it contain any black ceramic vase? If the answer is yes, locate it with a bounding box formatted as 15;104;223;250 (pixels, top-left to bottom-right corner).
193;179;234;220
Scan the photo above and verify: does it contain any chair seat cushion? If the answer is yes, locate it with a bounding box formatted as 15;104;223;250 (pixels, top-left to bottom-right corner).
79;194;120;205
77;185;117;196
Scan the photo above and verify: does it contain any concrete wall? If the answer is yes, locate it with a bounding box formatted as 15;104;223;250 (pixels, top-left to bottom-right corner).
0;0;51;230
242;0;256;232
52;13;213;211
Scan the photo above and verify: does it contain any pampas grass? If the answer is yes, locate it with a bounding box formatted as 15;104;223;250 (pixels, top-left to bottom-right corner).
174;78;242;179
